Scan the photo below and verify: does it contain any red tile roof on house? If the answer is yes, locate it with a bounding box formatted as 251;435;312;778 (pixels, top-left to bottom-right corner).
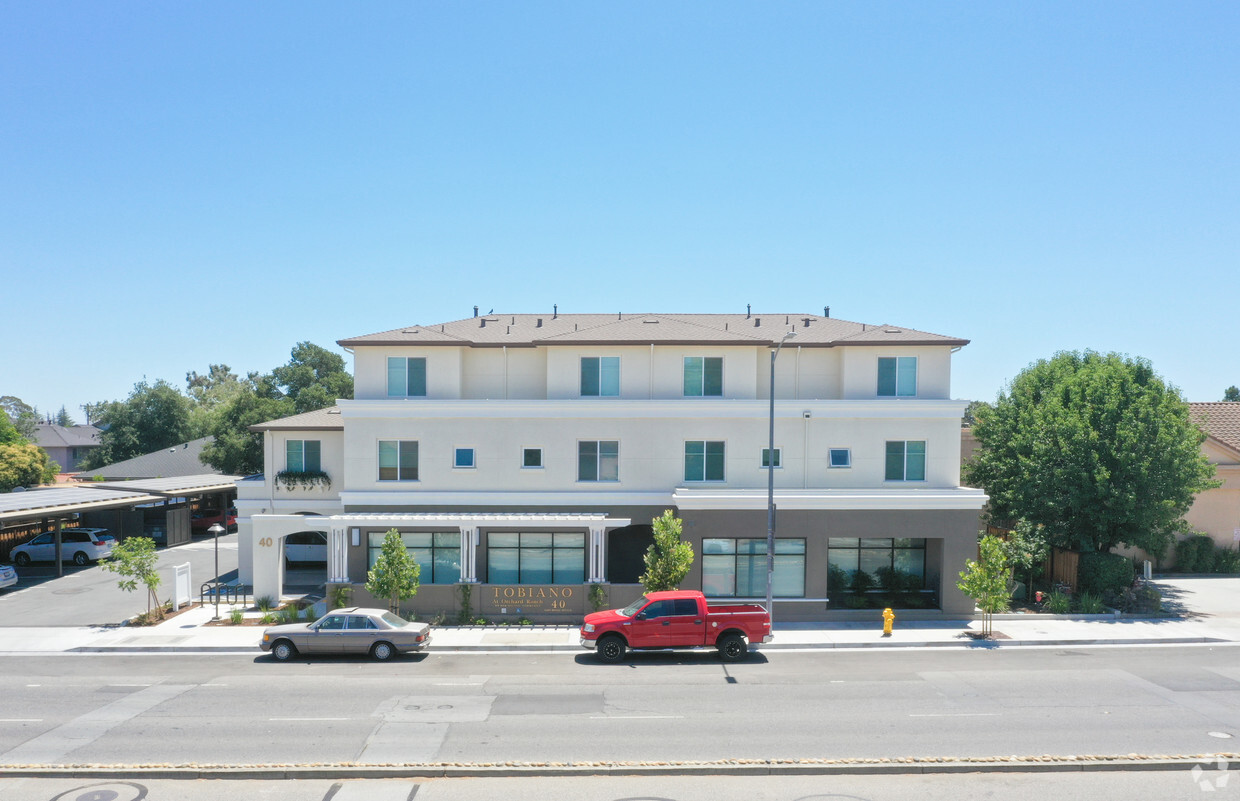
1189;402;1240;454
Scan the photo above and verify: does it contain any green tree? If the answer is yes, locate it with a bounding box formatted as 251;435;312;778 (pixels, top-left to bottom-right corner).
185;364;245;437
961;399;991;428
639;510;694;592
957;533;1010;638
965;351;1218;557
54;406;75;427
998;521;1050;601
81;380;194;470
0;396;39;441
0;410;59;490
365;528;420;614
199;343;352;476
1225;386;1240;402
100;536;163;618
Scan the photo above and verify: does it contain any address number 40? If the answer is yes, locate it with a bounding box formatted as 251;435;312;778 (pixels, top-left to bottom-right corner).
258;537;274;547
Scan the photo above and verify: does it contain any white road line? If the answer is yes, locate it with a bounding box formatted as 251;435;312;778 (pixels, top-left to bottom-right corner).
109;684;151;687
269;717;351;721
0;719;42;723
434;682;483;686
590;715;684;720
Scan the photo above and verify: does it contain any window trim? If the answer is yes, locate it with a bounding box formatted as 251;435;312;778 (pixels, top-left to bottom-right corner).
453;447;476;469
683;356;724;397
877;356;918;398
521;447;543;469
760;447;782;469
378;439;419;482
884;440;926;482
577;440;620;483
580;356;621;397
685;440;726;482
828;448;851;469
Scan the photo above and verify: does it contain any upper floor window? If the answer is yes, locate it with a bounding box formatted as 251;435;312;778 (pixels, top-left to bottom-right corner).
378;440;419;481
454;447;475;469
683;357;723;397
285;440;321;472
387;357;427;397
877;357;917;397
685;440;725;482
580;357;620;397
578;440;619;482
761;447;782;468
829;448;851;468
522;447;543;468
885;441;926;481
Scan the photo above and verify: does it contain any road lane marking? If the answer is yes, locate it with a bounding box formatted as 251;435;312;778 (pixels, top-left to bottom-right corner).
0;683;193;765
0;719;42;722
270;717;351;721
434;682;483;686
590;715;684;720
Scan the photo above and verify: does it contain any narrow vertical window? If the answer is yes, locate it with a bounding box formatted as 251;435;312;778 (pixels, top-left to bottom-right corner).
761;447;781;468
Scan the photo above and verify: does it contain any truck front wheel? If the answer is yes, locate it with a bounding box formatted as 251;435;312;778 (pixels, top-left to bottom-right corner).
596;634;627;664
718;633;748;662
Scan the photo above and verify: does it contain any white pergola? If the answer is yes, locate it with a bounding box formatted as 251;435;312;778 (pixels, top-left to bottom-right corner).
250;512;631;601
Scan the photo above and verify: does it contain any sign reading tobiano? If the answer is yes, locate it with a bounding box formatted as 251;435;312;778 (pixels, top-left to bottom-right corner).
484;585;577;615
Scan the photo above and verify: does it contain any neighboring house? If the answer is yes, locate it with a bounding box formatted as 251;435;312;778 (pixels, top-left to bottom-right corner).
239;311;987;619
33;425;101;473
1185;402;1240;554
82;437;223;481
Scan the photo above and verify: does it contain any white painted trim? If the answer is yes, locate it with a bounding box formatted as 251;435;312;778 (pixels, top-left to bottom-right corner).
339;490;674;507
337;398;969;420
671;487;988;511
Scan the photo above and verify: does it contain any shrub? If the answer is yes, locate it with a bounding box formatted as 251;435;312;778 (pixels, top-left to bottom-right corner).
1212;547;1240;574
1077;552;1134;596
588;583;607;612
1176;535;1214;573
1075;592;1105;614
228;609;244;625
1134;584;1162;612
255;595;276;612
1045;591;1071;614
329;584;352;609
260;612;278;624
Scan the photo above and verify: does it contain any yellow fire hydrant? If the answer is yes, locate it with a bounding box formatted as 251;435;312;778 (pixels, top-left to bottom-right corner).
882;607;894;637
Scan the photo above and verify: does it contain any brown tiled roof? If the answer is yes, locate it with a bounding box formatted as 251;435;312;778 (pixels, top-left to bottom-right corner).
249;406;344;432
1189;402;1240;453
338;313;969;349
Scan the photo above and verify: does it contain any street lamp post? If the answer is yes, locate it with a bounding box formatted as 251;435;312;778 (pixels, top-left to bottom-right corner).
766;329;796;627
208;523;224;620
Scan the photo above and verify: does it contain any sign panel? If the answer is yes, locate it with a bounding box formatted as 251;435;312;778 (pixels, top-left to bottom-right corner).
483;585;576;615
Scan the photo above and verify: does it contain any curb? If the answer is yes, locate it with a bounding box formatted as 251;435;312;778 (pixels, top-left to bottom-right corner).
49;635;1233;655
2;755;1237;780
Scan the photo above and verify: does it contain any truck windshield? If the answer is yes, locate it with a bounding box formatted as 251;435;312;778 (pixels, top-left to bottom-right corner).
618;596;649;618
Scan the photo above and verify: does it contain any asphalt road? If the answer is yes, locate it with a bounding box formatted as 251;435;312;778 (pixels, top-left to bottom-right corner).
0;645;1237;769
0;770;1234;801
0;534;241;626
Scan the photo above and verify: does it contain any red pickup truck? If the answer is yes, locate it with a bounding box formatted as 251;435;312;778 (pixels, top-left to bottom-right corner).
580;590;772;663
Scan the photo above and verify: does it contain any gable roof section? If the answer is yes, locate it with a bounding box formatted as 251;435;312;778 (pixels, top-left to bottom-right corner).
33;425;101;449
85;436;223;480
1189;402;1240;456
249;406;344;432
339;313;969;349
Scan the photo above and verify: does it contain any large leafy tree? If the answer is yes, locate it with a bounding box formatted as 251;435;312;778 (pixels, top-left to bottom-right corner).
199;343;352;475
0;396;39;441
1225;386;1239;402
81;380;194;470
0;410;58;490
185;364;246;438
639;510;694;592
965;351;1218;556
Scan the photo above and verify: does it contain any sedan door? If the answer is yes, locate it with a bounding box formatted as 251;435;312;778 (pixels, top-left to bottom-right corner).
305;614;348;654
341;614;380;654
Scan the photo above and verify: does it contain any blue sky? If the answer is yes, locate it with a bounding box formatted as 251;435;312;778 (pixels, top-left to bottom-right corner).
3;2;1237;420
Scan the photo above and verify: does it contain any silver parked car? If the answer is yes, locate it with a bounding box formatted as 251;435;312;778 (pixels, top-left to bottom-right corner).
0;564;17;591
260;607;432;662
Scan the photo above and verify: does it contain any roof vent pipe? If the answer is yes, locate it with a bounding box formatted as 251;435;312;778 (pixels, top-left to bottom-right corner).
536;318;543;327
825;306;830;318
554;304;558;319
474;306;479;317
747;304;751;318
755;317;761;327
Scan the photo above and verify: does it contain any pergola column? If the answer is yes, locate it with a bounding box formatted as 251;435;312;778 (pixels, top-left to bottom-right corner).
588;525;606;583
459;526;479;583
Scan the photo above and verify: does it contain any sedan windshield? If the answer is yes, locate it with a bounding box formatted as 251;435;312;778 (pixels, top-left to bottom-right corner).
618;596;650;618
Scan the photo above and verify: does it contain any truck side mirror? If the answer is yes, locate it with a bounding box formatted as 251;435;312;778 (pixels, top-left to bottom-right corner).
635;612;647;621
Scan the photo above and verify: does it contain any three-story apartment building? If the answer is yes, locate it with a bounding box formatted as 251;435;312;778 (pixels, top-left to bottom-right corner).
238;311;987;620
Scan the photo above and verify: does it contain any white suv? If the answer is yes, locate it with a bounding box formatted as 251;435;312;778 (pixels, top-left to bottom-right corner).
11;528;115;567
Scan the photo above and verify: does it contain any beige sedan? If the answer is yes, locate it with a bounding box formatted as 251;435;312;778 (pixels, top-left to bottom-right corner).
260;607;432;661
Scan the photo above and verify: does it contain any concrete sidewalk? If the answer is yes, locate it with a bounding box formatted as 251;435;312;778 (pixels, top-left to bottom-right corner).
1;602;1236;655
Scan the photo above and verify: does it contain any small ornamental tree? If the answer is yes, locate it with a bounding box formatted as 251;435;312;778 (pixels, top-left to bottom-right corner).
365;528;420;614
101;537;163;619
639;510;694;593
957;534;1010;638
1000;520;1050;601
